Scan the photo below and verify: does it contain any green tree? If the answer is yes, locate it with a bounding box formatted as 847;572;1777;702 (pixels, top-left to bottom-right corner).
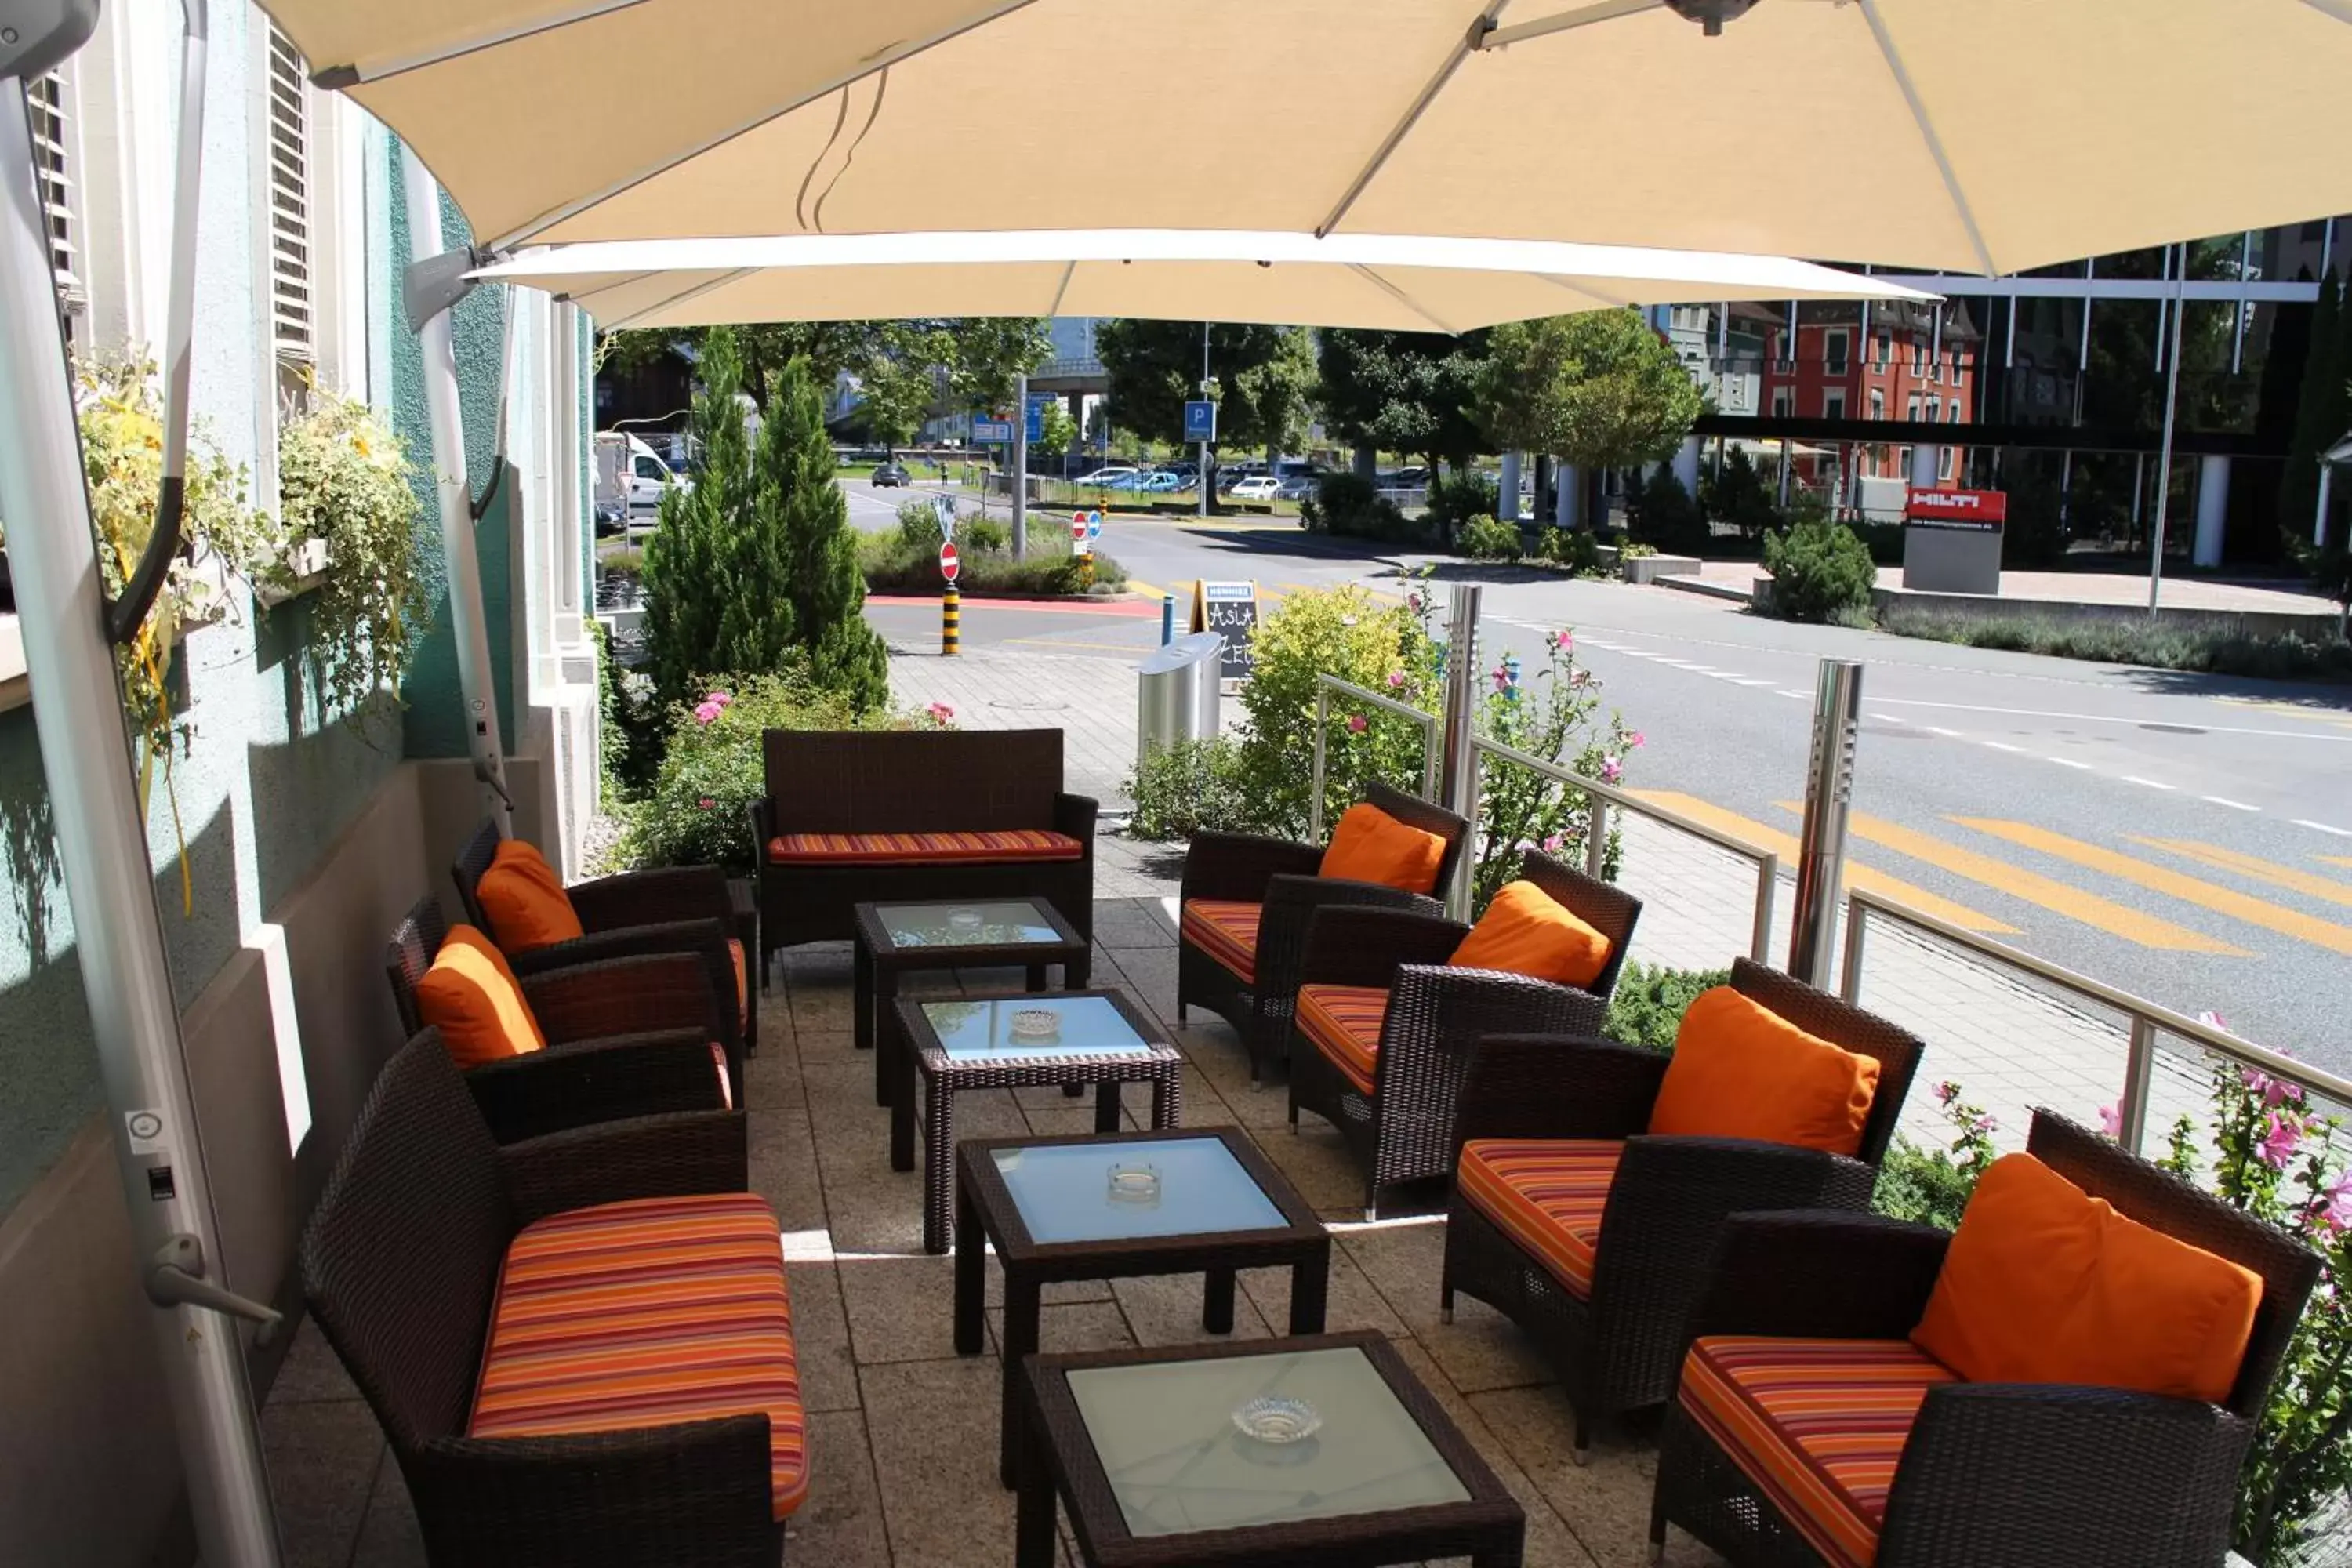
1033;398;1079;459
1095;321;1318;499
1316;328;1490;474
767;357;889;712
642;328;794;709
1471;310;1703;521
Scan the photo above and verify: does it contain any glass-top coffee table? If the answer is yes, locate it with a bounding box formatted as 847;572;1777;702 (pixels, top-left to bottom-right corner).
853;898;1090;1109
1014;1330;1523;1568
956;1127;1331;1486
895;989;1181;1254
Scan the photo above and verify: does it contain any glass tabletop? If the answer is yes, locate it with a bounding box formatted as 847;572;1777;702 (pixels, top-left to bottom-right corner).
873;899;1065;949
919;995;1153;1064
991;1136;1288;1245
1065;1346;1470;1537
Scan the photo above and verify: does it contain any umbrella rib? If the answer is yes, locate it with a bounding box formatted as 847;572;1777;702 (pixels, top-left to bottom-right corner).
1857;0;1998;277
603;267;759;331
490;0;1045;249
1533;272;1631;310
1479;0;1662;52
1047;260;1078;318
2301;0;2352;23
1348;264;1461;336
1316;0;1515;238
313;0;652;88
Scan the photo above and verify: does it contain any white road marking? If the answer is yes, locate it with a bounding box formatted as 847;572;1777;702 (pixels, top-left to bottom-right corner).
1728;677;1777;688
2294;818;2352;837
2203;797;2259;812
1922;725;1963;738
2046;757;2093;771
1981;741;2027;754
2122;775;2176;792
1777;689;1809;699
1871;696;2352;745
1870;712;1907;723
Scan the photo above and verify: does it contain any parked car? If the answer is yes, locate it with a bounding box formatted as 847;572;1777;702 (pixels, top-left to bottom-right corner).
870;461;911;487
1139;470;1182;492
1275;474;1319;501
1074;466;1139;488
1227;476;1282;501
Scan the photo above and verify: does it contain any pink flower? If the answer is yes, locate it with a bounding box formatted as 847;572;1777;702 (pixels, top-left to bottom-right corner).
1599;754;1624;784
1386;670;1406;688
1490;666;1510;691
706;690;733;708
1570;668;1592;689
2242;1068;2303;1109
2316;1174;2352;1236
2258;1112;2305;1171
1345;713;1368;734
1971;1113;1999;1136
2097;1104;2122;1139
1627;730;1646;750
697;797;716;810
1556;630;1574;652
925;701;956;724
1541;833;1565;854
692;700;723;725
1406;592;1424;612
1936;1081;1962;1108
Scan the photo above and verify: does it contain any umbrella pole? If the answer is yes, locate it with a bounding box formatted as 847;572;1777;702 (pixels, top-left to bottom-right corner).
401;147;514;831
0;8;285;1563
2147;251;2187;615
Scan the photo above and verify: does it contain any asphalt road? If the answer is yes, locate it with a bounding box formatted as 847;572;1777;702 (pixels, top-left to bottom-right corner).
852;490;2352;1073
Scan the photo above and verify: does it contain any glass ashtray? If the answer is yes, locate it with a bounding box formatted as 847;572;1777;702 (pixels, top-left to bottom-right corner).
1231;1396;1322;1445
946;909;985;936
1008;1007;1061;1041
1105;1163;1162;1205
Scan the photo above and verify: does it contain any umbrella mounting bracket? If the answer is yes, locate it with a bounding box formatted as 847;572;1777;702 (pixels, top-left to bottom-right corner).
0;0;98;79
404;244;495;334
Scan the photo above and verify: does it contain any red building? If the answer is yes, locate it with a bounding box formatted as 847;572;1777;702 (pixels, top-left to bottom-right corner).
1752;299;1981;504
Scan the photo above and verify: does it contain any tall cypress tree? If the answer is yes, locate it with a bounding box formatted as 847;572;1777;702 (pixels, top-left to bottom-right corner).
2281;277;2347;548
767;356;887;713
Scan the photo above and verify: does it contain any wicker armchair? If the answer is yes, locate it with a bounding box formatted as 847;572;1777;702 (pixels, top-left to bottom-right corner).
1178;781;1470;1083
1440;957;1923;1456
387;895;732;1144
452;818;756;1069
1285;869;1626;1219
299;1031;791;1568
1651;1111;2323;1568
750;728;1098;962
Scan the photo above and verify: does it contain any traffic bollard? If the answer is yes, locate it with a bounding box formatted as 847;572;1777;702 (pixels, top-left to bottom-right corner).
1160;593;1175;645
942;586;960;656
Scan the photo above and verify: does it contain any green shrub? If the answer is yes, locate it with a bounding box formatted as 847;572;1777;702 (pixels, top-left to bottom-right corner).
1701;445;1780;538
1123;737;1258;840
1761;514;1878;623
1619;542;1657;560
1456;513;1522;561
601;546;647;579
1535;525;1606;578
857;530;1125;596
1868;1080;2002;1231
961;517;1010;554
1625;467;1709;556
621;667;941;873
1301;471;1424;544
896;498;945;546
1426;469;1499;542
1877;606;2352;682
1602;963;1730;1052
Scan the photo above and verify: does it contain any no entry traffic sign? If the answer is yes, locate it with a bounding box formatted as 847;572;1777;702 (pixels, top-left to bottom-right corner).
939;541;960;583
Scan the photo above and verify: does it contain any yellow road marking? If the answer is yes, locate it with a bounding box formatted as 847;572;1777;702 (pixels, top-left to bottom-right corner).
2130;839;2352;910
2324;856;2352;872
1123;575;1171;601
1630;791;2017;934
1770;807;2247;954
1956;818;2352;958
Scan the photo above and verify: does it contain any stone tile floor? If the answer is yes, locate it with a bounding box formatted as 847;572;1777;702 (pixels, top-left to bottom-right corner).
262;837;1729;1568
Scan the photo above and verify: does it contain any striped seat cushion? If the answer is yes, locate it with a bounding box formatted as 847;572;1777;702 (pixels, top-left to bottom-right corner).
1455;1139;1624;1298
1181;898;1261;984
1679;1335;1958;1568
1296;984;1390;1095
470;1193;806;1519
767;829;1082;865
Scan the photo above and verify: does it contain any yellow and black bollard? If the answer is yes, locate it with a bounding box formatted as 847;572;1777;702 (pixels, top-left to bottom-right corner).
941;586;960;655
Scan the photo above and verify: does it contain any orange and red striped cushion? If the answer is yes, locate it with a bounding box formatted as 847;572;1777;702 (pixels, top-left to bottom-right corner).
1181;898;1261;983
726;937;750;1030
470;1193;806;1519
1296;984;1389;1095
1455;1139;1624;1298
1679;1335;1958;1568
767;829;1082;865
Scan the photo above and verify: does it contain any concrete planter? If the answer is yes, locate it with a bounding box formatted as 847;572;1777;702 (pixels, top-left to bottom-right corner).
1621;552;1703;586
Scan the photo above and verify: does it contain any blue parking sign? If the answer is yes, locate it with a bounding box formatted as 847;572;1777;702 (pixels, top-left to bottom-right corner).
1183;400;1217;443
1025;395;1052;445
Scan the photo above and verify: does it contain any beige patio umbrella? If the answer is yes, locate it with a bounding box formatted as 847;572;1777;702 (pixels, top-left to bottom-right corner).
269;0;2352;274
474;229;1933;332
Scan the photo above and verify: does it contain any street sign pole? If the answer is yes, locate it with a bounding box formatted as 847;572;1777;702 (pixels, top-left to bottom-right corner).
1012;371;1029;559
1198;324;1211;520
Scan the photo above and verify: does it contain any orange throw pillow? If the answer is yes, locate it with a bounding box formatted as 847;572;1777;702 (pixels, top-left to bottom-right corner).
1319;803;1447;895
476;838;585;953
1647;986;1879;1156
1911;1152;2261;1405
1450;880;1613;989
415;924;548;1068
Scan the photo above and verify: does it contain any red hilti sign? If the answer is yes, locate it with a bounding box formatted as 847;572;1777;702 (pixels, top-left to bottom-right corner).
1904;488;2007;529
939;541;960;583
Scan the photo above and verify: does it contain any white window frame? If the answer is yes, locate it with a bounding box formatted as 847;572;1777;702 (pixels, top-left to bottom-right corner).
1771;387;1794;417
1868;388;1884;420
1906;392;1922;421
1822;388;1847;420
1823;328;1850;376
1926;395;1941;422
1947;400;1962;423
1938;447;1956;481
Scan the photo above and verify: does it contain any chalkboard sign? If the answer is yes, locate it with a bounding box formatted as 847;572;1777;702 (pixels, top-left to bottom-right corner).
1189;580;1259;681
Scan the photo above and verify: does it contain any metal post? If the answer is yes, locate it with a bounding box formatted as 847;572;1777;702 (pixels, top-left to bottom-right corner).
2118;1017;2158;1155
1584;797;1609;881
1310;685;1330;844
942;586;960;655
0;17;285;1565
2318;463;2335;548
1160;593;1174;645
1437;584;1483;920
1011;370;1029;557
2148;258;2187;615
1787;659;1863;987
1839;896;1868;1004
401;148;511;830
1198;323;1210;519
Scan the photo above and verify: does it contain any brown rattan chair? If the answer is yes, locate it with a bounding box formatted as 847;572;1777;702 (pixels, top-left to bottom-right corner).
749;728;1098;962
1178;780;1471;1083
299;1029;793;1568
1440;957;1923;1457
1650;1110;2323;1568
386;895;732;1144
1286;851;1641;1218
452;818;757;1069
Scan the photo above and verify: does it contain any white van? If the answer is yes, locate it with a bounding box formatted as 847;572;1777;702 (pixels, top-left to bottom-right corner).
594;431;688;527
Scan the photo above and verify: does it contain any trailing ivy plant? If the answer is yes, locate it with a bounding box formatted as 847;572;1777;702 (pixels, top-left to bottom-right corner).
271;383;419;723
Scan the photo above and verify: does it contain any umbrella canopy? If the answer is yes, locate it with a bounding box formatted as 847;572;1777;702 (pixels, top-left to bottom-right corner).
269;0;2352;274
476;230;1933;332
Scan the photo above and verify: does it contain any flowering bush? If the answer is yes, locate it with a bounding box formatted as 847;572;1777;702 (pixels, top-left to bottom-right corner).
1871;1080;2004;1231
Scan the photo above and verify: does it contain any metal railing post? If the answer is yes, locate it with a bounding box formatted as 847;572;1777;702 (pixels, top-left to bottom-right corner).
1788;658;1863;986
1751;852;1780;966
1310;684;1330;843
1838;892;1868;1004
1584;795;1610;881
1438;586;1483;920
2118;1018;2158;1155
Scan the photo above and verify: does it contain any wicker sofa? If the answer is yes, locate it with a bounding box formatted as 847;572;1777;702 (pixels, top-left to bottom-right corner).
1652;1111;2322;1568
299;1030;798;1568
1178;782;1471;1083
386;895;734;1142
1440;957;1923;1456
750;728;1098;964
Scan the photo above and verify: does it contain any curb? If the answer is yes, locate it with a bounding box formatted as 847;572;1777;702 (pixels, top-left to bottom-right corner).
1656;573;1755;605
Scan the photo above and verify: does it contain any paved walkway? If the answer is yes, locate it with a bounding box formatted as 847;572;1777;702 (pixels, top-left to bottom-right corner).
1680;557;2334;618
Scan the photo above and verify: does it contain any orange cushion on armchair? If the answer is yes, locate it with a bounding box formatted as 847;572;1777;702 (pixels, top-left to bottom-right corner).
1911;1151;2261;1406
475;838;586;953
1648;986;1879;1156
415;924;548;1067
1319;803;1446;895
1449;880;1612;989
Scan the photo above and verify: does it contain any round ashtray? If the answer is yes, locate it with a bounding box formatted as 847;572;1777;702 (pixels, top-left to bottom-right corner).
946;909;985;935
1008;1007;1061;1041
1105;1163;1162;1205
1231;1396;1323;1446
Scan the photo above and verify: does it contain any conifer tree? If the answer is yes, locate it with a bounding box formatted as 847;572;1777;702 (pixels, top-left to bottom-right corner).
768;356;888;712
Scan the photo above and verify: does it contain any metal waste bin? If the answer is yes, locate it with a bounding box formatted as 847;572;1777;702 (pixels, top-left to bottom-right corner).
1136;631;1223;766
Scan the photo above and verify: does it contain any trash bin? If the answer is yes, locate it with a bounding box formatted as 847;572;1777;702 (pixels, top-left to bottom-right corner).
1135;631;1223;766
